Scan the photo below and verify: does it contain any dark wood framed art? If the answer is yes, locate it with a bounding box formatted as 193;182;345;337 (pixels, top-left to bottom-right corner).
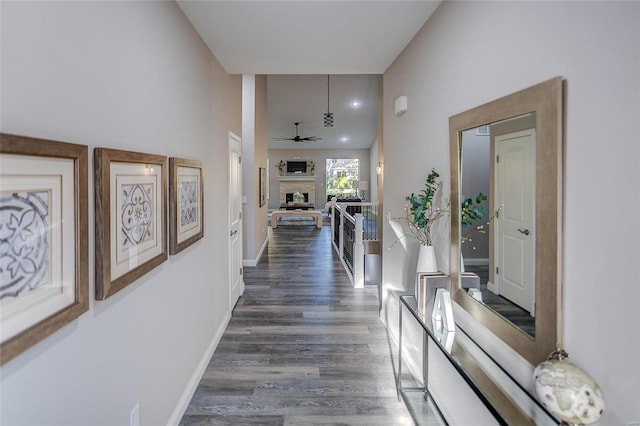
0;133;89;365
94;148;167;300
169;158;204;255
259;167;266;207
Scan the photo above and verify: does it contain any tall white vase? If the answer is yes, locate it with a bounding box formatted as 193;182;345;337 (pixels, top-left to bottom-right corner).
416;244;438;273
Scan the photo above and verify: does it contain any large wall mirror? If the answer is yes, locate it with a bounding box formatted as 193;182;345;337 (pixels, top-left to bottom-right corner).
449;77;563;366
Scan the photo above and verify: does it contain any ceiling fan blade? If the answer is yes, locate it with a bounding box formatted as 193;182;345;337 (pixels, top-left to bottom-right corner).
272;122;321;142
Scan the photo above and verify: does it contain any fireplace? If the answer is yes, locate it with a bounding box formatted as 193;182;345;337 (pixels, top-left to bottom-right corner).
286;192;309;203
279;177;316;206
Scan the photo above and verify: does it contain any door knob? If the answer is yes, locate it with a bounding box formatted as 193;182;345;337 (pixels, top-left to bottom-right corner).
517;228;530;236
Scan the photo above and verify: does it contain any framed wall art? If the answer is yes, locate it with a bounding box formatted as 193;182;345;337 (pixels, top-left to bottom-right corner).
0;133;89;365
94;148;167;300
169;158;204;255
259;167;266;207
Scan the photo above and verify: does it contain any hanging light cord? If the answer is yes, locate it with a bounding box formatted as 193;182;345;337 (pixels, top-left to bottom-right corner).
327;75;330;112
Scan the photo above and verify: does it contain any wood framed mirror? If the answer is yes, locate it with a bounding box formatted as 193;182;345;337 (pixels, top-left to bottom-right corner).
449;77;563;366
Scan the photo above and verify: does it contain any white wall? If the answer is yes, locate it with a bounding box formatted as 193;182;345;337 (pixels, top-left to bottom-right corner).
0;2;241;425
242;75;269;266
369;137;380;203
383;1;639;424
460;129;490;260
242;75;258;263
253;76;269;264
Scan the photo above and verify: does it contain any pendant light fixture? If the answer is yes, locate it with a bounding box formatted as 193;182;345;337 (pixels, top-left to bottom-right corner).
324;75;334;127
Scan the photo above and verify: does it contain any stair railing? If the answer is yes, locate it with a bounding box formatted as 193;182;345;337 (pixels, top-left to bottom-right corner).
329;197;379;288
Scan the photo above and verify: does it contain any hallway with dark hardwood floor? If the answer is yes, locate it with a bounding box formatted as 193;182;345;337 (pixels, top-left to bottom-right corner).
180;225;413;425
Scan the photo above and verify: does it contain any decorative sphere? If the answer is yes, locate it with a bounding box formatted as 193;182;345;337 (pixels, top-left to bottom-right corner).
533;359;605;424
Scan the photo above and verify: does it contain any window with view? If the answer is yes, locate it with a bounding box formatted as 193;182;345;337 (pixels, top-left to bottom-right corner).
326;159;359;199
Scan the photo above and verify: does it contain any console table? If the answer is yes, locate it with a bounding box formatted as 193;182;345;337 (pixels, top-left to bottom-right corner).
397;295;557;426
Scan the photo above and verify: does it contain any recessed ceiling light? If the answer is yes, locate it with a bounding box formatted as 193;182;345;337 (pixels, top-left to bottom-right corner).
350;100;361;108
340;136;349;142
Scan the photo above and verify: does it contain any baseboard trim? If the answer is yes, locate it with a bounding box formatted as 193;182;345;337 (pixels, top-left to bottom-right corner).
167;310;232;426
243;236;268;267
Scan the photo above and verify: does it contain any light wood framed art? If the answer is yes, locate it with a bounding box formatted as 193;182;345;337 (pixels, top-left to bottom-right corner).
94;148;167;300
0;133;89;365
449;77;563;366
169;158;204;255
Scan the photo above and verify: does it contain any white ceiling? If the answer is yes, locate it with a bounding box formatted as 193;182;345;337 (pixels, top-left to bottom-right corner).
177;1;441;149
267;74;379;150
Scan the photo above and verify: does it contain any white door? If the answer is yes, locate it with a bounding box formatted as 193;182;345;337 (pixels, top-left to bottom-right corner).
229;132;244;309
495;129;536;315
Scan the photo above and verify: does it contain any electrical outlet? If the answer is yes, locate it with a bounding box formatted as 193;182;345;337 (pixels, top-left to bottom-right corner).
130;403;140;426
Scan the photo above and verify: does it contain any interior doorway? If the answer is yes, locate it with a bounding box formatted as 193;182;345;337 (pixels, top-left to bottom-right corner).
228;132;244;309
494;129;536;315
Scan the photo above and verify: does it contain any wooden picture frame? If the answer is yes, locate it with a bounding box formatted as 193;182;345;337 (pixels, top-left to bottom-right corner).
169;158;204;254
259;167;266;207
0;133;89;365
94;148;167;300
449;77;563;365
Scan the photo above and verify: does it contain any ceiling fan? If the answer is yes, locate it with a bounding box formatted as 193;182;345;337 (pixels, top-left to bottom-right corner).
272;122;322;143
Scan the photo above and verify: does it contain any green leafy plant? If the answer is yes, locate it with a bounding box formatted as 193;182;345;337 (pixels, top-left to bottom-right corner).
461;193;488;239
277;160;286;175
397;169;450;246
461;192;500;245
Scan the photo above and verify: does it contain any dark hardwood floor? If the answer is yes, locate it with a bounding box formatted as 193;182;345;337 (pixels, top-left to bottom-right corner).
180;225;413;425
465;265;535;337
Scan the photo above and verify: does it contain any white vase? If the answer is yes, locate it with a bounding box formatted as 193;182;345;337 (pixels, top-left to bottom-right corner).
416;244;438;273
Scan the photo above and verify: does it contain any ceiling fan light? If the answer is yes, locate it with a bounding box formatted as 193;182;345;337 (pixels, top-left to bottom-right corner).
272;122;321;143
324;112;334;127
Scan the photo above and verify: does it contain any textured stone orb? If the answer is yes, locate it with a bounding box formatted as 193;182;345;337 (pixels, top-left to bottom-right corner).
534;359;605;424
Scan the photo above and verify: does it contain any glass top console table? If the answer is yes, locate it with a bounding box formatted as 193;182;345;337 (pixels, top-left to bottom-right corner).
398;295;558;426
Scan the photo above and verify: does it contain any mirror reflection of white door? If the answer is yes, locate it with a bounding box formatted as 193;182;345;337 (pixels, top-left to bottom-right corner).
229;132;244;309
495;129;536;315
